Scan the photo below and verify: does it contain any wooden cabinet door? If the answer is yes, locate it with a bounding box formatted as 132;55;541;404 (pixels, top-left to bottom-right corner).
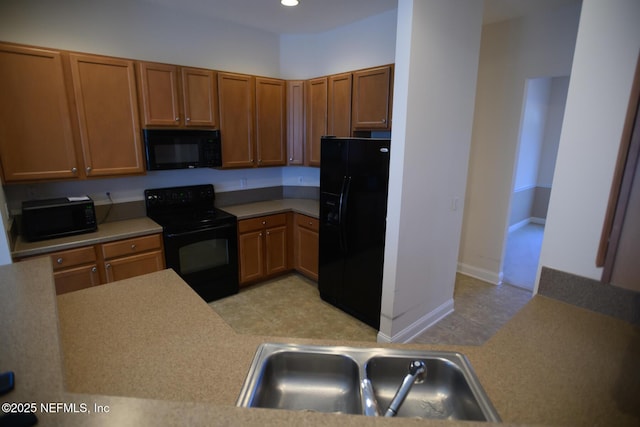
305;77;327;167
255;77;286;166
181;67;218;128
104;250;164;283
54;264;100;295
328;73;352;137
294;214;319;281
286;80;305;165
0;43;79;182
352;65;392;130
218;72;255;168
69;53;145;177
265;225;288;276
136;62;181;126
238;230;264;285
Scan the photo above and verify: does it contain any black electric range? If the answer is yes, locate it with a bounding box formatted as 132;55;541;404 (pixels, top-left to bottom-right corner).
145;184;239;302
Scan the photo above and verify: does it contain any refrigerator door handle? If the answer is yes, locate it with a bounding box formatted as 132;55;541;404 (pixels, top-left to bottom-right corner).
339;175;352;252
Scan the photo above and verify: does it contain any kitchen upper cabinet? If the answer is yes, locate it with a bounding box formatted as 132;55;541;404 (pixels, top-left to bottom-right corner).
352;65;393;130
68;53;145;177
305;77;328;167
136;62;181;126
137;62;219;128
237;213;290;286
0;43;79;182
286;80;305;165
328;73;352;137
255;77;286;166
293;213;319;281
218;72;255;168
181;67;219;128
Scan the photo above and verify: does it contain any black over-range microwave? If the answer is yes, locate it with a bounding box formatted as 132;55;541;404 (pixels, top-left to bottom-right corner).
144;129;222;170
21;197;97;242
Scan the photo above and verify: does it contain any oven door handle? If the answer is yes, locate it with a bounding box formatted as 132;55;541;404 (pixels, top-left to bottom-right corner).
165;224;235;238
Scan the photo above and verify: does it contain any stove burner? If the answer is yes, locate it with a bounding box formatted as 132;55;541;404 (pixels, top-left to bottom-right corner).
145;184;236;232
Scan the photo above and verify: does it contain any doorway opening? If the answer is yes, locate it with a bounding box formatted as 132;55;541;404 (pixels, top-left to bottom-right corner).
502;76;569;291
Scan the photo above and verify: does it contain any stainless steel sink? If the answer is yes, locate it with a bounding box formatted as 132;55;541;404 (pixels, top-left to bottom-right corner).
365;355;491;420
247;350;362;414
237;343;500;421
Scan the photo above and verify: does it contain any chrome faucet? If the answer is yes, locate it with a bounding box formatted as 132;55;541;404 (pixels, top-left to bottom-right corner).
361;360;427;417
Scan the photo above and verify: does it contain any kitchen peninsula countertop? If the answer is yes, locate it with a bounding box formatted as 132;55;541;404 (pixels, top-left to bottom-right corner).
11;217;163;259
1;258;639;426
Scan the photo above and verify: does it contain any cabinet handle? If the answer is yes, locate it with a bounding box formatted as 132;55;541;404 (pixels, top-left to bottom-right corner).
259;232;263;237
105;263;111;269
86;166;92;174
186;117;191;122
262;221;266;225
381;119;386;123
71;167;78;174
267;231;270;235
91;267;97;273
289;157;293;161
131;244;136;250
309;222;313;226
175;117;180;121
57;258;63;264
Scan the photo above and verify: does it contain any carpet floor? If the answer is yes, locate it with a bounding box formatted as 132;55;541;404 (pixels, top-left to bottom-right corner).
209;273;532;345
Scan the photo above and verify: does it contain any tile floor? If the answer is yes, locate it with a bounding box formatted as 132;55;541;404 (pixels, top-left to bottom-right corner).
209;272;532;345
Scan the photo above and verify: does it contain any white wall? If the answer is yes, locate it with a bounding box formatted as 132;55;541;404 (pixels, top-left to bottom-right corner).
514;78;551;191
537;76;570;187
0;185;11;265
0;0;281;76
539;0;640;284
279;9;397;80
458;3;581;284
379;0;482;342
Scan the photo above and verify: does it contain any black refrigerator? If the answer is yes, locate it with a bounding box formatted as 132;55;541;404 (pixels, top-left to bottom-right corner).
318;136;391;330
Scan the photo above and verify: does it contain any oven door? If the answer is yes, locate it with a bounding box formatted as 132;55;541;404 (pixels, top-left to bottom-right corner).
163;222;239;302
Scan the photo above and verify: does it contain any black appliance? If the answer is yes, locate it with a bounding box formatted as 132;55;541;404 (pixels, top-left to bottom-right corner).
318;136;391;329
144;129;222;170
21;196;97;242
145;184;238;302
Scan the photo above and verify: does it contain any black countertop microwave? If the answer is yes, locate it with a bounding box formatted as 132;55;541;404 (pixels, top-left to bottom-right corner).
144;129;222;170
21;197;97;242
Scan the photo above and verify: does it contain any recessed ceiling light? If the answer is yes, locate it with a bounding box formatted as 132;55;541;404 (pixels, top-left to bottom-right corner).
281;0;299;6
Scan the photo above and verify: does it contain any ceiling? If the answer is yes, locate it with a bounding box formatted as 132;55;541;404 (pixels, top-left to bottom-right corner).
139;0;580;35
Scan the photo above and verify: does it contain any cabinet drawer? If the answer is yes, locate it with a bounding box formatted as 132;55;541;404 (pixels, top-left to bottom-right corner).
49;246;97;271
295;214;319;232
238;213;287;233
101;234;162;260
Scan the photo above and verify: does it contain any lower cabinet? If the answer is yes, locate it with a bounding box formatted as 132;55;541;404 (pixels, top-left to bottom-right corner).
33;233;164;295
48;246;101;295
293;214;319;281
101;234;165;283
237;212;320;286
238;213;290;286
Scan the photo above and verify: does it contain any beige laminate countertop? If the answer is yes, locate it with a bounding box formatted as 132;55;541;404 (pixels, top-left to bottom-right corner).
221;198;319;220
11;217;163;259
1;258;639;426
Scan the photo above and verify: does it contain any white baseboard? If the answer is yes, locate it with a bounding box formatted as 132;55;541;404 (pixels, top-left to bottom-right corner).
377;298;454;344
509;217;546;233
530;217;546;225
457;262;502;285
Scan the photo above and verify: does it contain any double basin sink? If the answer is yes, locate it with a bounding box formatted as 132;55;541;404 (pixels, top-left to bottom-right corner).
237;343;500;421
